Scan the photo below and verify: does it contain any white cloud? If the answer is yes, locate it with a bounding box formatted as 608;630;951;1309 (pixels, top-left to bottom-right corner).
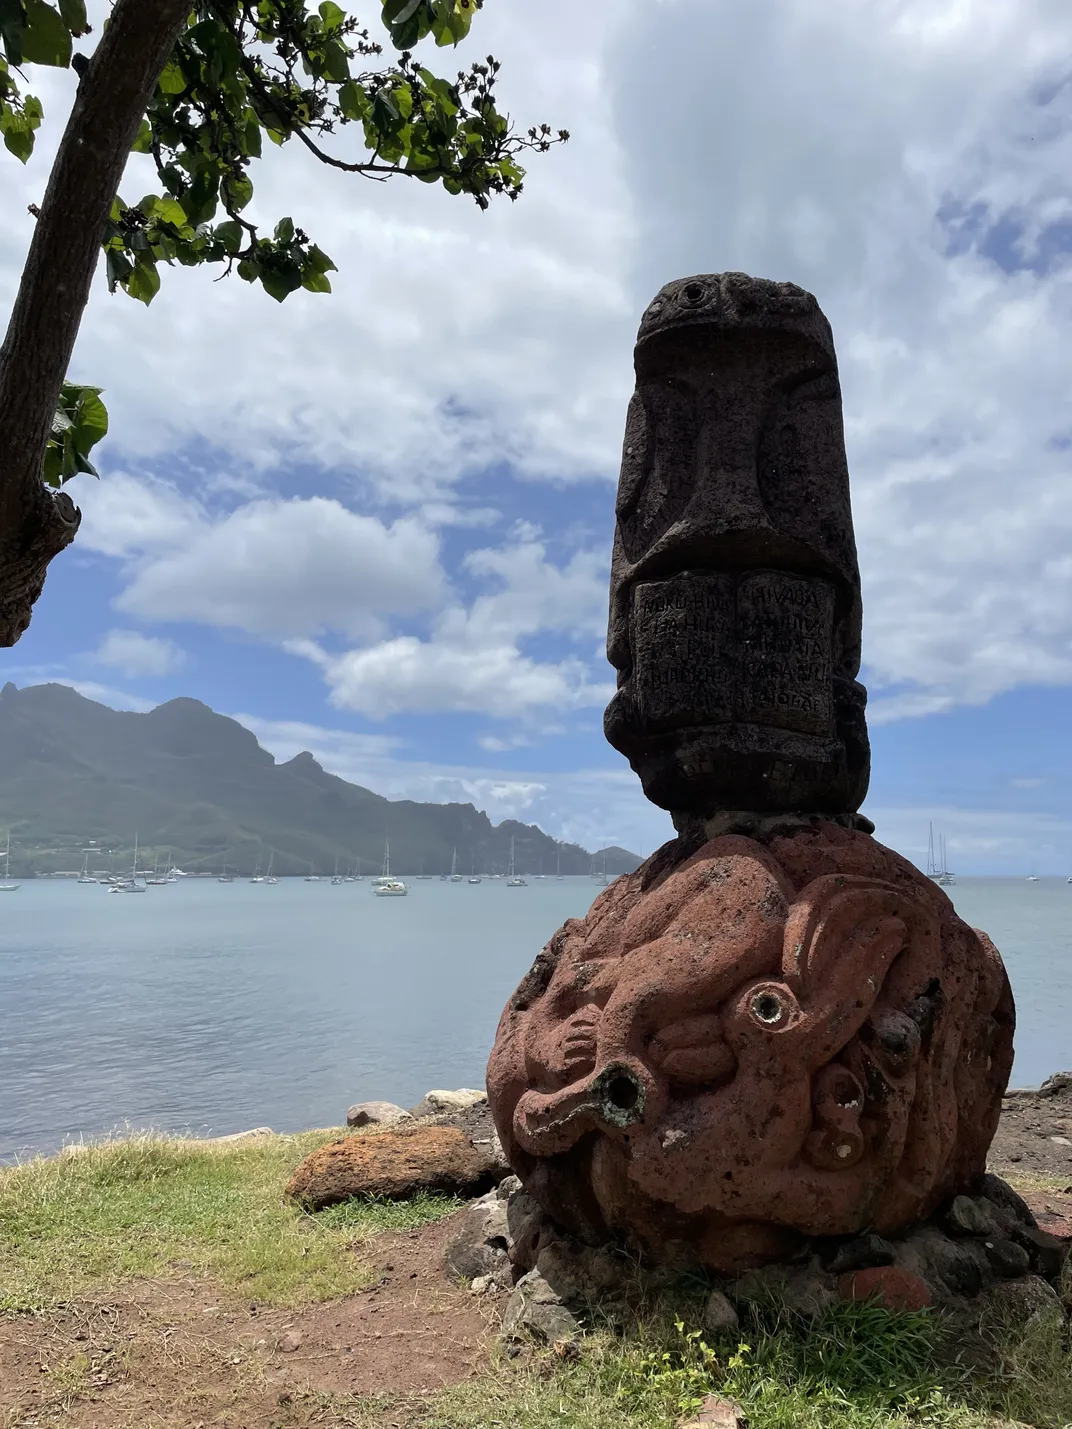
317;637;603;719
608;0;1072;713
297;531;614;718
70;470;202;560
94;629;186;679
1;4;634;506
7;0;1072;731
113;496;445;640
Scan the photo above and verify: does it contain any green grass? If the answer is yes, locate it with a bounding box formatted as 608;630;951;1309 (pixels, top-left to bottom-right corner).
1;1135;1069;1429
431;1275;1072;1429
0;1129;459;1312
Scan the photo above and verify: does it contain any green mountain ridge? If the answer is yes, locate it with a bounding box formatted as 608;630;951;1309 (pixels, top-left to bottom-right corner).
0;683;644;878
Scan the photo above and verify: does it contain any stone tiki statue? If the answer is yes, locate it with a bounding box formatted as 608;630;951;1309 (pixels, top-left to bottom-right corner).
487;274;1014;1274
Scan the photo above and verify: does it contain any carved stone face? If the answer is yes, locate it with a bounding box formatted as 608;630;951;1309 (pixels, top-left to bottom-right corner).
604;272;870;817
486;825;1014;1273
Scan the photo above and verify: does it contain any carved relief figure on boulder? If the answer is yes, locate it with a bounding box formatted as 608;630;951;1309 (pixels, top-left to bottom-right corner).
487;822;1013;1273
603;272;870;818
487;273;1016;1278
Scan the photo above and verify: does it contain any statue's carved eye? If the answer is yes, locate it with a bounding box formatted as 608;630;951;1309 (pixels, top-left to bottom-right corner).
752;991;785;1025
682;281;706;305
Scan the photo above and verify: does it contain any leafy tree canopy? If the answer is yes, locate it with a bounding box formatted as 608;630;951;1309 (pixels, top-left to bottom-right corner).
0;0;567;485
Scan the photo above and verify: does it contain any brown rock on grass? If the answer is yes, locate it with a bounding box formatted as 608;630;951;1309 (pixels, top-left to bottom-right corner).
287;1125;504;1210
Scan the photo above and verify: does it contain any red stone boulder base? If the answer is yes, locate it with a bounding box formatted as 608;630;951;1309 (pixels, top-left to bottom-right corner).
487;822;1014;1274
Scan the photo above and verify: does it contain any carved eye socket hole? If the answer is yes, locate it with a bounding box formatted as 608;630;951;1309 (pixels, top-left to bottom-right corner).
752;991;785;1026
682;282;706;305
606;1075;640;1111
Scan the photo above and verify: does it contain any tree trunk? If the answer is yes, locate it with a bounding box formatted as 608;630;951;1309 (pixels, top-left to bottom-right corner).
0;0;191;646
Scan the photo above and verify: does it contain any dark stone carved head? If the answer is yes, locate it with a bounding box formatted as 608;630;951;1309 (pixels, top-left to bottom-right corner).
604;272;870;817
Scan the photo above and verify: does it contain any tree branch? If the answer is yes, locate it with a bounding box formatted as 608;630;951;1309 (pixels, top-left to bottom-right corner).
0;0;191;646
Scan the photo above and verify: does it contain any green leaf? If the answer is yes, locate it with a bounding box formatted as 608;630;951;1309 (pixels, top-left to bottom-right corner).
301;268;332;293
259;262;302;301
125;258;161;305
318;1;345;29
157;58;186;95
104;249;132;291
223;172;253;212
0;0;26;65
382;0;424;24
20;0;71;67
139;193;187;227
236;257;260;282
273;215;294;243
214;219;243;253
0;93;41;161
338;80;369;121
131;118;152;154
305;244;336;275
57;0;86;35
67;384;108;450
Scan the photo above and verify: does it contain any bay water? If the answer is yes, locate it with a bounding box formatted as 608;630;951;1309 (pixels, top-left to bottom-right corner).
0;875;1069;1162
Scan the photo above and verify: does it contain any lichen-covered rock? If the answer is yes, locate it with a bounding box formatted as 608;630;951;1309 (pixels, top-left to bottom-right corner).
286;1126;504;1210
443;1196;513;1287
703;1290;740;1335
500;1270;582;1345
410;1088;486;1118
346;1101;414;1129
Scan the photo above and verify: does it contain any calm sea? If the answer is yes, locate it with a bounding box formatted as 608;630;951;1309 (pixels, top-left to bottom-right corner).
1;875;1069;1161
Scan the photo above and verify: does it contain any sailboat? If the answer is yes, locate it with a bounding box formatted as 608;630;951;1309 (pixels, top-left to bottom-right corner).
250;857;265;884
468;856;482;885
373;838;407;896
264;852;278;885
926;823;941;881
77;851;97;885
331;857;343;886
145;851;171;886
507;835;526;887
0;831;19;891
450;847;463;883
592;850;608;886
109;834;146;892
218;864;235;883
937;835;954;886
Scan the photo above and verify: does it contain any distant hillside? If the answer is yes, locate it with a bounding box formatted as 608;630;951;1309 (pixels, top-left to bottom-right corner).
0;683;644;879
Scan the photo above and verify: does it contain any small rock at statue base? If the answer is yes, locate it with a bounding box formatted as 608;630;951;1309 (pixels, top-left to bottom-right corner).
945;1195;1002;1238
983;1238;1032;1278
500;1270;582;1345
346;1101;414;1128
826;1233;896;1275
702;1290;739;1335
986;1274;1065;1326
838;1266;933;1311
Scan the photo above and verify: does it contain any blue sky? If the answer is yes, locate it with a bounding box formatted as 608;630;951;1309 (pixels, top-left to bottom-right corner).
2;0;1072;871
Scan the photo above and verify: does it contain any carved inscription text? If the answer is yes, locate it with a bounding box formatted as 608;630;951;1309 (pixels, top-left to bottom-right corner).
631;571;834;737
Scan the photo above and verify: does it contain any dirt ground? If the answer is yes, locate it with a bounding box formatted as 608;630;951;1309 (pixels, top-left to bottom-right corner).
4;1082;1072;1429
989;1073;1072;1183
0;1215;494;1429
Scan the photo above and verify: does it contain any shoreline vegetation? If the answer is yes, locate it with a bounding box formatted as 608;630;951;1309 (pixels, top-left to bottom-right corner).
1;1085;1071;1428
